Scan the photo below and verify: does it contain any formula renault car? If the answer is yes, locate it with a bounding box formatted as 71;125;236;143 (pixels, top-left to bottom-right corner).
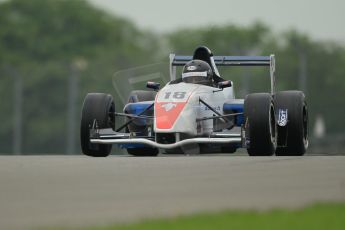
80;46;308;156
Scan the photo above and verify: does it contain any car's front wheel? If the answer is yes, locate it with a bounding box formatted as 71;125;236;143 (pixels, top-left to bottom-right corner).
80;93;115;157
244;93;277;156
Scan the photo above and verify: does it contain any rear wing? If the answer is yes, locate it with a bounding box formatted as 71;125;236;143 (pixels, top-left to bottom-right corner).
169;54;276;94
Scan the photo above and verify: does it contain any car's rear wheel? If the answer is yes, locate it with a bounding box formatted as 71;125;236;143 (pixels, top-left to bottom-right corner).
165;148;184;154
244;93;277;156
128;90;157;103
221;145;237;154
127;148;159;156
80;93;115;157
126;90;156;133
274;91;308;156
126;90;158;156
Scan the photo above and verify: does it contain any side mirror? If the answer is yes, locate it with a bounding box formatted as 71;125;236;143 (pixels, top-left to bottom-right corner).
146;81;160;91
218;80;232;89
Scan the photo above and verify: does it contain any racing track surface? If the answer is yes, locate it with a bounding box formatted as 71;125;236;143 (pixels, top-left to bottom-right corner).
0;155;344;230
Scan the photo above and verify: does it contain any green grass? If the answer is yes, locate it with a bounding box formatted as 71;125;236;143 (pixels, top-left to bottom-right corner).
50;203;345;230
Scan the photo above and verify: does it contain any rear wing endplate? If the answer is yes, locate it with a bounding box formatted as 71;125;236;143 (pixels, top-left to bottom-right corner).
169;54;276;94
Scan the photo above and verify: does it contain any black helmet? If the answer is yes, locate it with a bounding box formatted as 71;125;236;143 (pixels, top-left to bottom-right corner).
182;60;213;85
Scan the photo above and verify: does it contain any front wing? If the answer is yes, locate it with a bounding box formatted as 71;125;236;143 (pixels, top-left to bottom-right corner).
90;128;243;150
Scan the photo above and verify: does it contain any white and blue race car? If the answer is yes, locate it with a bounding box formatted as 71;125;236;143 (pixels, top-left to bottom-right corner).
80;46;308;156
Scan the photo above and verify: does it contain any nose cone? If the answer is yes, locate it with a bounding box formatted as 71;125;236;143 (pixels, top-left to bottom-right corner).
161;103;177;112
154;83;199;131
155;102;186;129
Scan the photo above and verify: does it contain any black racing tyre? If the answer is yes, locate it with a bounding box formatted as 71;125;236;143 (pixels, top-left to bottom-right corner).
128;90;157;103
126;90;156;133
244;93;277;156
126;90;158;156
165;148;184;154
221;146;237;154
274;91;308;156
127;148;159;156
80;93;115;157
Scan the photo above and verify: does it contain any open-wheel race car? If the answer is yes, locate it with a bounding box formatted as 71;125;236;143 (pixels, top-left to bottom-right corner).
80;46;308;156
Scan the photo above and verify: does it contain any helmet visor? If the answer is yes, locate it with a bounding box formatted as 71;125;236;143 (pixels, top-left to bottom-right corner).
182;71;209;84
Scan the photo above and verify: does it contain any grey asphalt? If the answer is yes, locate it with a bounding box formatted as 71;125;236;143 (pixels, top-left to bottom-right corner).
0;155;344;230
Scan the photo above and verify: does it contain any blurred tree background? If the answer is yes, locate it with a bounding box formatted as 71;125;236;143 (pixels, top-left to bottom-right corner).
0;0;344;154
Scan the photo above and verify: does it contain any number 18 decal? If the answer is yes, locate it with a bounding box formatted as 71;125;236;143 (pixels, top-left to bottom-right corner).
164;92;187;99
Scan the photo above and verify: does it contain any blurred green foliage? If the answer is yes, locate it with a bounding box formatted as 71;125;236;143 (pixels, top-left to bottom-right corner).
0;0;344;154
0;0;159;153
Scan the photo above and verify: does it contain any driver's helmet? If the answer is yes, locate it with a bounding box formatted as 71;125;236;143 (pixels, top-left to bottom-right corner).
182;60;213;85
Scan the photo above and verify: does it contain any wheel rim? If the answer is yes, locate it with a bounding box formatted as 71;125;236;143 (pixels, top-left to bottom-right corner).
269;103;277;148
302;103;309;148
108;102;115;130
